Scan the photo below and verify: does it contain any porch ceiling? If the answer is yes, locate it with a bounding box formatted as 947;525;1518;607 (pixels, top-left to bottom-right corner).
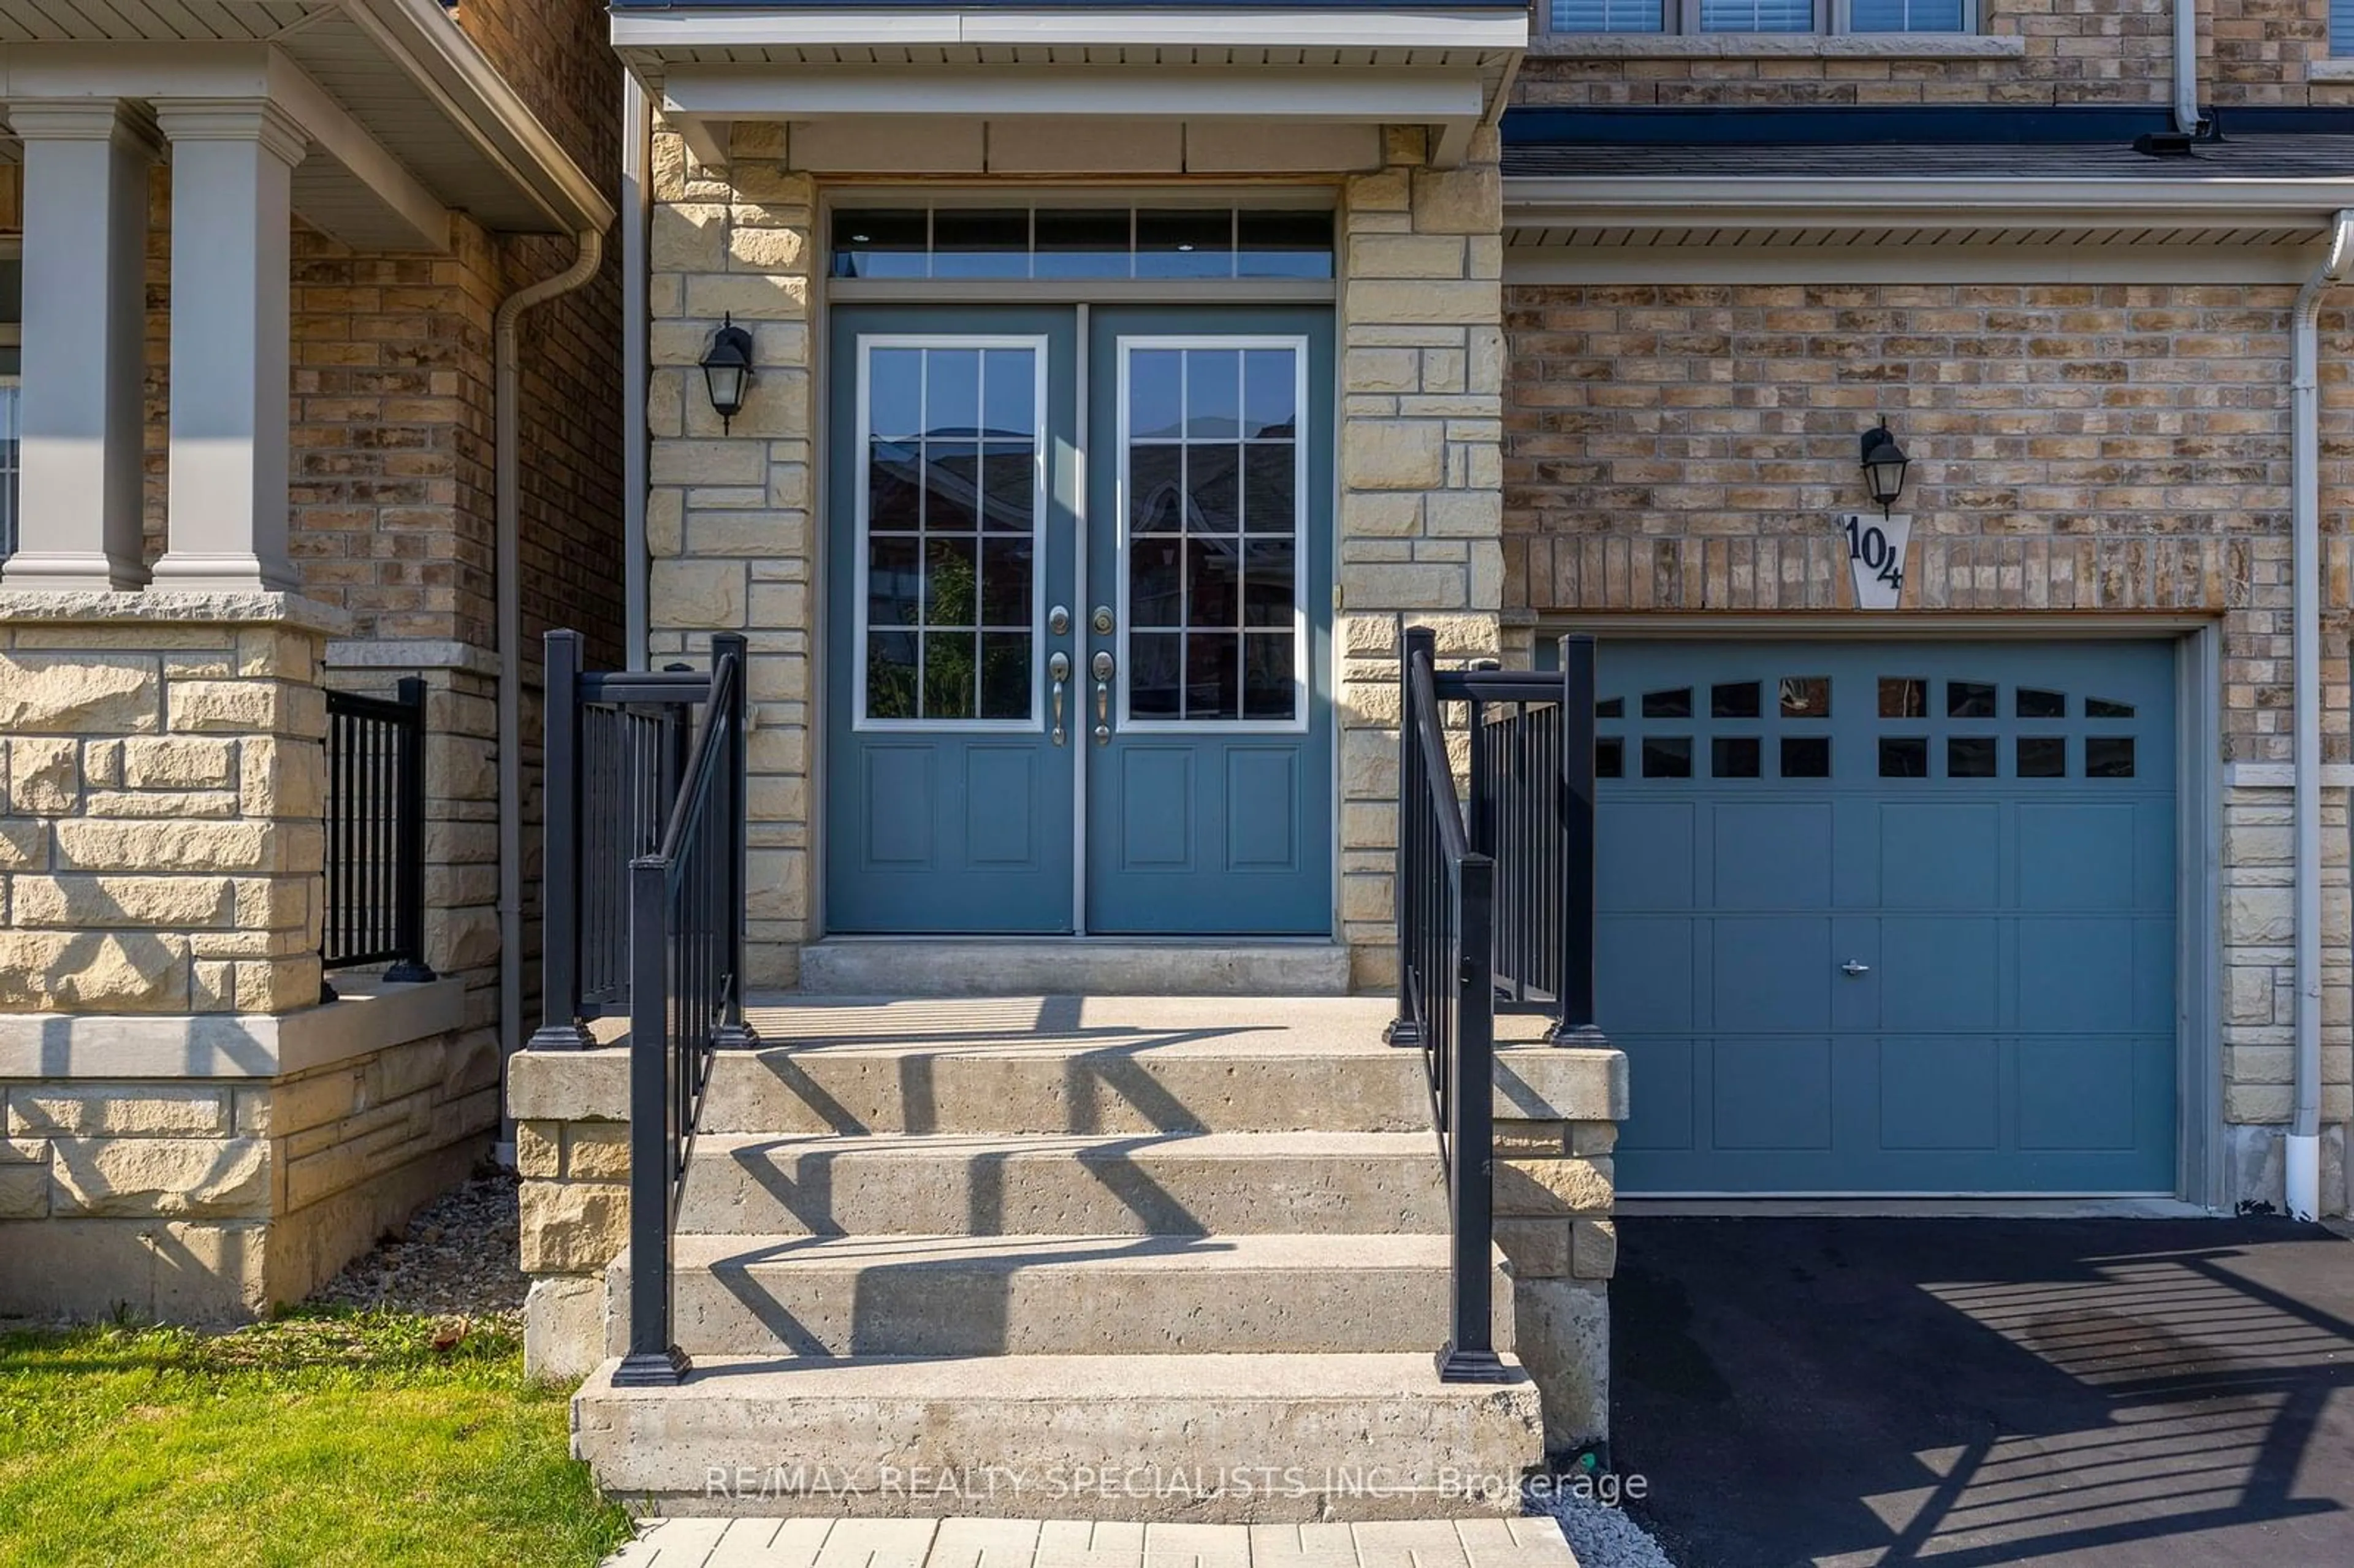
0;0;608;248
614;7;1528;170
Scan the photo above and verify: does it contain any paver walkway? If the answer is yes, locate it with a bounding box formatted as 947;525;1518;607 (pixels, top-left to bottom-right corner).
600;1517;1579;1568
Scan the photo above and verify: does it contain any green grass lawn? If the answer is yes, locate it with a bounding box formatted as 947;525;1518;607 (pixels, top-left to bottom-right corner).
0;1312;633;1568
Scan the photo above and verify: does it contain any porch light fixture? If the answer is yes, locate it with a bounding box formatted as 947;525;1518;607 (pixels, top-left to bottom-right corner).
1859;419;1910;517
700;314;754;432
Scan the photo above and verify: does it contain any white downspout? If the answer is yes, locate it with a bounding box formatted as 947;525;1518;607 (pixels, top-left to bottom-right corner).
621;76;653;670
2173;0;2201;135
497;229;606;1119
2287;210;2352;1221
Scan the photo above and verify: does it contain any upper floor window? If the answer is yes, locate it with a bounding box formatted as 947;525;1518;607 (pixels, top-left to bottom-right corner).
1544;0;1973;32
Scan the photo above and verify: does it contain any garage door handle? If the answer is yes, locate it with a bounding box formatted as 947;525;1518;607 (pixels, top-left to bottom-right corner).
1842;961;1871;977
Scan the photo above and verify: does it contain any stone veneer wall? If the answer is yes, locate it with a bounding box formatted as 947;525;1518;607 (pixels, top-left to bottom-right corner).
1517;0;2354;109
1501;278;2354;1211
0;597;493;1319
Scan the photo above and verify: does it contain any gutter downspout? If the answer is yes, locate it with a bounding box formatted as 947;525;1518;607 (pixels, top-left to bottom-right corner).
622;77;653;670
496;229;606;1127
2173;0;2201;135
2286;210;2352;1221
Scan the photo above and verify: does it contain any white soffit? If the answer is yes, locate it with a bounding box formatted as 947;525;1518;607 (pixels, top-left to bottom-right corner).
1505;177;2354;234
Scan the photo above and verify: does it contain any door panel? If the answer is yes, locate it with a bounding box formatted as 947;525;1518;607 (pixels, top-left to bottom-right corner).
1596;640;2179;1195
1083;309;1334;935
825;309;1078;932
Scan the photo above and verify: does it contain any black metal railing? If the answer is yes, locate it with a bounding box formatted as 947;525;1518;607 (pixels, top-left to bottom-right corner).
1390;623;1602;1384
615;636;754;1387
1390;624;1510;1384
1464;634;1600;1041
533;631;741;1048
322;679;434;985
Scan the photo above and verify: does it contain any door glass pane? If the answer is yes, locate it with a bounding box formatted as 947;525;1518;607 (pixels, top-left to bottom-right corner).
1126;341;1302;725
1035;208;1132;279
932;209;1029;280
862;341;1040;724
1137;209;1233;279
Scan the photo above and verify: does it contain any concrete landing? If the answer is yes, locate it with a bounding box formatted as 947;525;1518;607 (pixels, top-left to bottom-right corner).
601;1515;1580;1568
795;942;1354;997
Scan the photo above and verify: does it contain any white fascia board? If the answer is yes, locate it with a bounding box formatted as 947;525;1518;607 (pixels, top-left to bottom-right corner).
662;64;1484;122
613;8;1526;53
1504;176;2354;230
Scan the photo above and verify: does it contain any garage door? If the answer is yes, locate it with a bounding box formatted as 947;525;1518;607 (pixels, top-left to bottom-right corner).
1596;641;2178;1196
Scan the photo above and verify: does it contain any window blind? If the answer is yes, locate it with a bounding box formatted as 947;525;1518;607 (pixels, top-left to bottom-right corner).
1549;0;1666;30
1697;0;1814;31
2335;0;2354;56
1849;0;1969;30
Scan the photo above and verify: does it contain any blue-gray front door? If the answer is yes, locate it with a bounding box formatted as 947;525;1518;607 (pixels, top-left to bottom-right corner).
1595;641;2179;1195
825;305;1333;935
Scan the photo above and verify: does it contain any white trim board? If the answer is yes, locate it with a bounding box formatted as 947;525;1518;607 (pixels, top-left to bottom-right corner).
1506;179;2354;232
662;66;1484;124
1503;242;2319;286
614;9;1529;53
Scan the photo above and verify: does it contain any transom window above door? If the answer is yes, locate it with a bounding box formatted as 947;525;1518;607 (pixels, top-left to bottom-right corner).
831;205;1334;282
1544;0;1972;33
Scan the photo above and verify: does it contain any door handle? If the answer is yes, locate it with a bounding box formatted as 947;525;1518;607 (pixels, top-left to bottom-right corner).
1841;961;1871;977
1091;650;1114;746
1048;652;1071;746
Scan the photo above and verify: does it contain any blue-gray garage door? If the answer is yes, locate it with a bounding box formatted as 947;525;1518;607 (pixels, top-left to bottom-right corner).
1595;641;2179;1196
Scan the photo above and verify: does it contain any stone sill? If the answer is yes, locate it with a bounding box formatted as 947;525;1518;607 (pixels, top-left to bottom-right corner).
0;588;352;636
2225;763;2354;788
324;637;501;677
0;975;466;1081
2308;59;2354;82
1528;32;2023;59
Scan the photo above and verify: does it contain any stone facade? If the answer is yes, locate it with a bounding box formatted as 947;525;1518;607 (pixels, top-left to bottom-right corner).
1519;0;2354;109
0;978;486;1320
1501;275;2354;1211
0;597;330;1016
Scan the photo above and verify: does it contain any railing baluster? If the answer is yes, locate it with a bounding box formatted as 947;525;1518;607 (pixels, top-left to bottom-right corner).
321;682;434;984
1555;633;1601;1046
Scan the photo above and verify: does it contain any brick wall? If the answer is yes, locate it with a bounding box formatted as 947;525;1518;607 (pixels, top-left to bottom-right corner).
1518;0;2354;109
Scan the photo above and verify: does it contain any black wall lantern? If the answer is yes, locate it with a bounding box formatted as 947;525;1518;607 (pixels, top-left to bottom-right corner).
700;313;754;432
1859;419;1910;517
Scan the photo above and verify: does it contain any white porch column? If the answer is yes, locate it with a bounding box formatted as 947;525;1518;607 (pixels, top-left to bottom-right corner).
0;101;159;591
150;98;305;593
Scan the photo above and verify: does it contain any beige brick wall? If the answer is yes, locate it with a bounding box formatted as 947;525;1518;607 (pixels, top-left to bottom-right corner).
1520;0;2354;109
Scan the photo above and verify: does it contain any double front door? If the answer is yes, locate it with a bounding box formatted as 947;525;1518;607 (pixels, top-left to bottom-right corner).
824;306;1334;935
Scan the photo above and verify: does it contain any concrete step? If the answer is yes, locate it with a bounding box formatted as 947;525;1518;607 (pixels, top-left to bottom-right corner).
797;942;1352;998
571;1351;1544;1521
620;1233;1514;1358
675;1132;1447;1238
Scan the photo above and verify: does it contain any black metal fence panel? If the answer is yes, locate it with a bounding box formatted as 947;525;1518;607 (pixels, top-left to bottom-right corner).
322;679;432;981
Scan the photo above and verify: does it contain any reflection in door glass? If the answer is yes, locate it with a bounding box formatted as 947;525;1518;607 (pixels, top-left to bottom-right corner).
862;342;1040;722
1126;343;1300;722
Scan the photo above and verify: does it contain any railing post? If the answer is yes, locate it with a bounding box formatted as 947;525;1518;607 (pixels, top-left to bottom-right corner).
383;676;436;983
530;631;590;1049
1439;850;1511;1383
612;854;690;1388
1386;620;1433;1049
1552;633;1605;1047
709;632;758;1049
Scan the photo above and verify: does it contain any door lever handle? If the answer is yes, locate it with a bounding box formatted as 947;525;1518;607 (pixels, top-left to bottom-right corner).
1842;961;1871;977
1091;650;1114;745
1048;652;1070;746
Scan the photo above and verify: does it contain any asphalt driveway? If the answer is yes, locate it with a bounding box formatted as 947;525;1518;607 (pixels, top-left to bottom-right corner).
1609;1217;2354;1568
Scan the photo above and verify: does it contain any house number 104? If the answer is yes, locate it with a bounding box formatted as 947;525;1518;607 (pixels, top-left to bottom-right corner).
1842;516;1905;593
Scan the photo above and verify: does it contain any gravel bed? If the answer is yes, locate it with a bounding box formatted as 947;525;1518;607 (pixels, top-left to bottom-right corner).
1529;1477;1679;1568
306;1164;528;1329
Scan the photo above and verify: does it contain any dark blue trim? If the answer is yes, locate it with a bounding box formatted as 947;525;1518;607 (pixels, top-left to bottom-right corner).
1503;103;2354;148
